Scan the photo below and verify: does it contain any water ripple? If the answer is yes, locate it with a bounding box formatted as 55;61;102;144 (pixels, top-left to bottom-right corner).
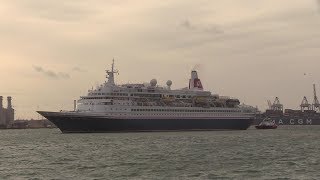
0;126;319;179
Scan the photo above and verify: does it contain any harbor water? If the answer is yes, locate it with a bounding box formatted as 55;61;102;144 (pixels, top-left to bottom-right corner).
0;126;319;179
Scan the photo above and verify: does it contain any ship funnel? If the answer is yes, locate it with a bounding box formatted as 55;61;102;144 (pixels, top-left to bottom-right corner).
189;70;203;90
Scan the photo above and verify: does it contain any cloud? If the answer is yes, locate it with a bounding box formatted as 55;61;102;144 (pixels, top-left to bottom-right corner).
1;0;320;119
180;19;224;34
6;0;98;22
0;92;24;96
181;20;196;30
58;72;70;79
33;65;70;79
33;66;43;72
72;67;87;72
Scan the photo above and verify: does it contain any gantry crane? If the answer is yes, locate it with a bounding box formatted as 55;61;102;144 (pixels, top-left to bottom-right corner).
300;96;311;111
312;84;320;111
271;97;283;111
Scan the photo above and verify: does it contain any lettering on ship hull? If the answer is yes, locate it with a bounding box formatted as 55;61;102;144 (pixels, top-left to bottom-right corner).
274;119;313;125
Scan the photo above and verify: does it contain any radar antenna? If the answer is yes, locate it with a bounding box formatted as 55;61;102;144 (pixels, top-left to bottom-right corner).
312;84;320;111
106;59;119;85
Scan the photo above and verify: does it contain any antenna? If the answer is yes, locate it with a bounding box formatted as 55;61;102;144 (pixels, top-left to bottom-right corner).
106;59;119;85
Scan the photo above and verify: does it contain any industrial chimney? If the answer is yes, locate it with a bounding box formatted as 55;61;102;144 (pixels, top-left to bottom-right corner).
0;96;3;109
0;96;2;125
74;100;77;111
7;96;12;109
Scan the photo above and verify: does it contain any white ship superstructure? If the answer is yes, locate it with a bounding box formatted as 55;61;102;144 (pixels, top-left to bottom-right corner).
76;60;253;118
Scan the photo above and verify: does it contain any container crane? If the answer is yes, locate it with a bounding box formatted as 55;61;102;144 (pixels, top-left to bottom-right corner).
312;84;320;111
300;96;311;111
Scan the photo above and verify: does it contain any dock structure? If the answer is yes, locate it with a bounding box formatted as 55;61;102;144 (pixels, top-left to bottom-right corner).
0;96;15;128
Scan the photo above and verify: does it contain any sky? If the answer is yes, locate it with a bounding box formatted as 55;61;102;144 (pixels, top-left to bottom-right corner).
1;0;320;119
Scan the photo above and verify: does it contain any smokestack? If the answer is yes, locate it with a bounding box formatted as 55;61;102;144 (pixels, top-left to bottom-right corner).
0;96;3;109
74;100;77;111
189;70;203;90
7;96;12;109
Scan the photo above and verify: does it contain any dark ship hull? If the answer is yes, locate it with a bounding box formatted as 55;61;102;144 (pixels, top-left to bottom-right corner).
254;109;320;125
254;117;320;125
38;111;254;133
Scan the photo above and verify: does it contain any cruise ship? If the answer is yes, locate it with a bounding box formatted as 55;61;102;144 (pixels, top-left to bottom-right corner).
38;60;256;133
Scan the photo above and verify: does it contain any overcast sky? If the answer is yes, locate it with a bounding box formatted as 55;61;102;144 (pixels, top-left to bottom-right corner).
1;0;320;119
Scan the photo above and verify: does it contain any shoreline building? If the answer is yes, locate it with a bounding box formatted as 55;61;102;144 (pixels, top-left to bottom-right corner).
0;96;14;128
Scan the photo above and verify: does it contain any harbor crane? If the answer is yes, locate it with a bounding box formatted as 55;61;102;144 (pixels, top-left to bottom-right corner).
267;100;272;110
312;84;320;111
271;97;283;111
300;96;311;111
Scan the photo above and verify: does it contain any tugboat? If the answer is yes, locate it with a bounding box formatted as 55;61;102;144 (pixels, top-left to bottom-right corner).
255;118;277;129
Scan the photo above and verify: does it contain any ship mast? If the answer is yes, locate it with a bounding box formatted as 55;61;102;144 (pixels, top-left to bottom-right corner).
106;59;118;85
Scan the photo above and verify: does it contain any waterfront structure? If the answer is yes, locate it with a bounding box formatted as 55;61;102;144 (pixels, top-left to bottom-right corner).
255;86;320;125
38;60;256;133
0;96;14;128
